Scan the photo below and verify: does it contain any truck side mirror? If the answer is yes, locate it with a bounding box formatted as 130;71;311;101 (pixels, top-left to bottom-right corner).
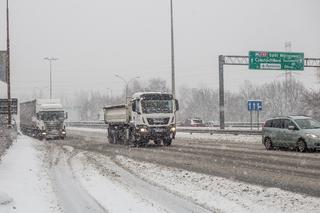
65;112;68;119
175;99;179;111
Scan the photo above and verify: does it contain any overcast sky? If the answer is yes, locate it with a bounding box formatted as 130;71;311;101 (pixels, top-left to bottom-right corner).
0;0;320;99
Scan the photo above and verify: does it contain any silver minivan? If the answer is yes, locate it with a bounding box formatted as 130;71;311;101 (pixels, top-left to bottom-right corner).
262;116;320;152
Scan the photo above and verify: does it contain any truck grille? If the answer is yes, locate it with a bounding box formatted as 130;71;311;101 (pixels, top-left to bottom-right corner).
45;122;63;131
147;117;170;125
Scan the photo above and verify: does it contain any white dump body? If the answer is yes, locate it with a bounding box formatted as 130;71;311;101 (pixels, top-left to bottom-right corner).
103;104;130;124
36;99;63;112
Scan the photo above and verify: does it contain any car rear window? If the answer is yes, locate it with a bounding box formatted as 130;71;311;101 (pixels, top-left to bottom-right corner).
264;120;272;127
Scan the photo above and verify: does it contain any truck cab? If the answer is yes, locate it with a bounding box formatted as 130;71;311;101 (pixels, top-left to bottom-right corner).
130;92;178;145
36;102;67;139
20;99;67;140
104;92;179;146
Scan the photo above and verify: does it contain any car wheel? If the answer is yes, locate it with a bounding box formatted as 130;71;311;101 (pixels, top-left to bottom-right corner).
297;140;307;152
264;138;273;150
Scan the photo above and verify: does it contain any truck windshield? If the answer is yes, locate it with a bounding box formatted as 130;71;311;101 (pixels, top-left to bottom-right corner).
39;111;64;121
141;100;173;114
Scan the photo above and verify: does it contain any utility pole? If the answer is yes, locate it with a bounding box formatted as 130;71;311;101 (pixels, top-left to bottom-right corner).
44;57;58;99
219;55;225;129
170;0;176;97
284;41;292;114
6;0;12;126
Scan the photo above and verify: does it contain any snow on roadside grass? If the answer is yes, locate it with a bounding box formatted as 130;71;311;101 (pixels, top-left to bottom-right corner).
0;136;62;213
69;150;168;213
176;132;261;144
116;155;320;213
68;126;261;144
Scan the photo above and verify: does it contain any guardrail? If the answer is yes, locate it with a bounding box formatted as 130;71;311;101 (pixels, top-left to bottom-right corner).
179;127;261;135
67;121;106;129
66;121;262;135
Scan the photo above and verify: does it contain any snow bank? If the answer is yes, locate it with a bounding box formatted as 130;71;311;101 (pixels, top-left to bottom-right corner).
0;136;62;213
116;155;320;213
70;152;168;213
0;128;14;159
176;132;261;143
67;126;261;144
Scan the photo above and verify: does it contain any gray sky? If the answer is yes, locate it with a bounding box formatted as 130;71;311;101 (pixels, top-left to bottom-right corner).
1;0;320;99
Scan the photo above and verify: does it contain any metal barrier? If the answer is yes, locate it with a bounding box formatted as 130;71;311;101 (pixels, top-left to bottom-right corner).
66;121;262;135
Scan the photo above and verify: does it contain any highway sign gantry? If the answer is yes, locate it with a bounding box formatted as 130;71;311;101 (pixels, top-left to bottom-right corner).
249;51;304;71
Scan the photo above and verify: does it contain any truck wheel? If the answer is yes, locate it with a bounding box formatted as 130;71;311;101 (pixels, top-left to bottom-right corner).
108;132;114;143
129;132;137;146
137;139;148;147
154;140;161;145
112;133;117;144
108;136;113;144
163;139;172;146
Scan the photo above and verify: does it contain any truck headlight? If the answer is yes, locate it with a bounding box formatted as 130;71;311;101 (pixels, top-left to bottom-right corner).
306;133;319;138
140;128;148;133
42;132;47;135
170;127;176;132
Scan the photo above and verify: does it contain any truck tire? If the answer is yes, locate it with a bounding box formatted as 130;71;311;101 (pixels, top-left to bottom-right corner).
108;127;114;144
154;140;161;145
112;133;117;144
163;138;172;146
135;138;148;147
129;131;137;146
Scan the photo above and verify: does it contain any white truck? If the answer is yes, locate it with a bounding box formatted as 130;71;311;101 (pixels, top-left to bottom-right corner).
20;99;67;140
103;92;179;146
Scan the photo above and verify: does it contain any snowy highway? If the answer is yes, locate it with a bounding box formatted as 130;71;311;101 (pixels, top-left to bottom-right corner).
66;127;320;196
1;131;320;213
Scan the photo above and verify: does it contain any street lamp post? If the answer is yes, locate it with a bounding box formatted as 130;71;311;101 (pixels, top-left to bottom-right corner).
170;0;176;97
6;0;12;126
44;57;58;99
114;74;140;104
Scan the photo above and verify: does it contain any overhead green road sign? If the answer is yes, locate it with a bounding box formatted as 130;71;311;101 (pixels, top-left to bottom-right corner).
249;51;304;71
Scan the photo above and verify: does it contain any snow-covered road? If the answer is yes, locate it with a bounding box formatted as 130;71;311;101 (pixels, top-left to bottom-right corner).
0;135;211;213
48;145;107;213
2;134;320;213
